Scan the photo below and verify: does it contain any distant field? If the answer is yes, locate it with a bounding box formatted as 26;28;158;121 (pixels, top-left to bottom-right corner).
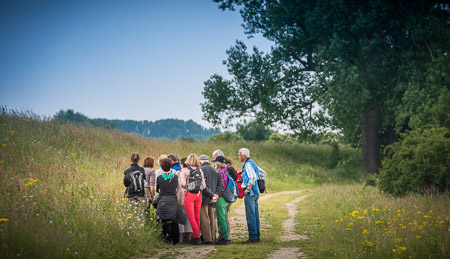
1;110;447;258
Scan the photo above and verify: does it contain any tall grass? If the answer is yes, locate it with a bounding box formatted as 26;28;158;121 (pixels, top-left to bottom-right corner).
0;108;362;258
296;184;449;258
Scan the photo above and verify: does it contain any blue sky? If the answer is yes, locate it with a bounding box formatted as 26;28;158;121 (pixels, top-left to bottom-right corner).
0;0;272;128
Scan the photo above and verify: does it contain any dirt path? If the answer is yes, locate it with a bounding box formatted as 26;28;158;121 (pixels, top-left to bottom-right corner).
268;193;313;259
142;190;310;259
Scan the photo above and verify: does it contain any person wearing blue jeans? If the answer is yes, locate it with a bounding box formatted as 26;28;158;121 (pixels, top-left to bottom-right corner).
238;148;261;244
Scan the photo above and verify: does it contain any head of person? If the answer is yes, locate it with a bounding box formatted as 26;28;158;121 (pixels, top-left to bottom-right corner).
185;154;201;167
160;158;172;173
225;157;233;165
157;154;168;167
180;157;187;168
238;148;250;162
212;155;227;169
198;154;209;165
168;154;179;165
212;149;224;160
143;156;154;168
130;153;140;164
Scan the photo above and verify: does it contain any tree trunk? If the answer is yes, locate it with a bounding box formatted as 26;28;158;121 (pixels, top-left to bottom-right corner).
362;108;380;173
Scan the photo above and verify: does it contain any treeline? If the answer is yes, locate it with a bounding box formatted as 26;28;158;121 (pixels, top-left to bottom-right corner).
55;109;219;140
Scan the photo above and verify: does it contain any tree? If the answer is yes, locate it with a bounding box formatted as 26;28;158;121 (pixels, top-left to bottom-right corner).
202;0;449;173
236;120;272;141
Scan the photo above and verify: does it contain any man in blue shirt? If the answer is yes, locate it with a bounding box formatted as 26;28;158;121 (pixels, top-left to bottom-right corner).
168;154;181;171
238;148;260;243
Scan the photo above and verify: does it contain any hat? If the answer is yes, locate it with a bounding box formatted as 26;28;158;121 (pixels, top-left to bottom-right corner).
212;155;226;163
199;154;209;161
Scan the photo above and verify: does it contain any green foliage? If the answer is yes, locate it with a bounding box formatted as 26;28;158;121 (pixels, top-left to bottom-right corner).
379;127;450;196
267;132;298;143
209;131;243;143
297;184;449;258
236;120;272;141
205;0;450;173
56;109;116;129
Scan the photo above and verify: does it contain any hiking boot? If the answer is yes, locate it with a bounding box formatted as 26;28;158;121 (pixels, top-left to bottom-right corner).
242;239;258;244
215;238;230;245
187;238;201;245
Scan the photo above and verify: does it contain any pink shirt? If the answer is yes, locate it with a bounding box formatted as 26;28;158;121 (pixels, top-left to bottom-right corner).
180;166;206;189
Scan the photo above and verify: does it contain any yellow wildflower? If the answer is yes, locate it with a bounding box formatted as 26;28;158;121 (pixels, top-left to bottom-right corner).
375;221;381;224
362;230;369;235
416;236;421;239
321;225;325;230
2;144;7;147
81;168;85;172
363;209;367;214
31;178;38;182
0;218;9;223
357;216;364;219
344;228;351;231
399;247;407;251
372;208;379;212
394;238;402;243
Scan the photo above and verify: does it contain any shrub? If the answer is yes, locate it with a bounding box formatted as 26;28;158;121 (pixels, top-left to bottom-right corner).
378;127;450;196
208;132;242;142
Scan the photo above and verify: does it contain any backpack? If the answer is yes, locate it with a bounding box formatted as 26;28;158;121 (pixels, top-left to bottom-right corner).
236;172;245;199
257;167;267;193
129;170;144;194
221;169;238;203
186;167;203;193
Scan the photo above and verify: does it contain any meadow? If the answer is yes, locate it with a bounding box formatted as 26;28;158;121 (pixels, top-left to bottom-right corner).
0;109;448;258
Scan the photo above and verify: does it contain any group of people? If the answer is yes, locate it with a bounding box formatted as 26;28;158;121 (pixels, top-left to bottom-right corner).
123;148;263;245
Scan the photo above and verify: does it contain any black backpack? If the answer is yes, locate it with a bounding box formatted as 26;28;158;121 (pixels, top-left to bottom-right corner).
128;170;144;194
187;167;203;193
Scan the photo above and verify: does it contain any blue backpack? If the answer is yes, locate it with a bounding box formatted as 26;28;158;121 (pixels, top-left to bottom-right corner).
222;173;238;203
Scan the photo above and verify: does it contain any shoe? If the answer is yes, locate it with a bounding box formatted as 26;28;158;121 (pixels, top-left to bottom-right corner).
242;239;258;244
216;238;230;245
187;238;201;245
202;242;214;245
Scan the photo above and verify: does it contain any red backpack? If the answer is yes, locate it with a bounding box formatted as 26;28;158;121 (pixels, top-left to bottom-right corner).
235;171;245;199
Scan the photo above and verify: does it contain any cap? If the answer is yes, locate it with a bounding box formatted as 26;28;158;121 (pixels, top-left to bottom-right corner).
199;154;209;161
212;155;226;163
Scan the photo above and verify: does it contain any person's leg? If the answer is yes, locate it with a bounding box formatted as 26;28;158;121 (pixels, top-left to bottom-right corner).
208;205;216;242
216;198;229;240
244;193;257;240
161;219;171;243
226;202;231;241
171;222;180;245
185;192;200;239
254;194;260;240
200;204;212;242
193;193;202;239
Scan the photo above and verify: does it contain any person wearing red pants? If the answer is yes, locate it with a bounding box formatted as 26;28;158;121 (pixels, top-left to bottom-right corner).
180;154;209;245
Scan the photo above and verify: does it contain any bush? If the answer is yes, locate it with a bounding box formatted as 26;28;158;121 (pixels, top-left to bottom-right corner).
209;132;242;142
378;127;450;196
267;132;298;143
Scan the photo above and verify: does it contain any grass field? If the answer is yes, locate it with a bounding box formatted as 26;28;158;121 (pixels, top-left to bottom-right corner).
0;109;448;258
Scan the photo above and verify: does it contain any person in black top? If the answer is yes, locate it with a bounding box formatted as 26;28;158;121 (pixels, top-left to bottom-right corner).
123;153;146;213
156;158;186;245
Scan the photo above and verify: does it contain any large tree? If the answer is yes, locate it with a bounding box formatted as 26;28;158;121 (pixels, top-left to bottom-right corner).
202;0;449;173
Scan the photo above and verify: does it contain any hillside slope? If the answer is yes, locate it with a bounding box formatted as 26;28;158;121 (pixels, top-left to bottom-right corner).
0;110;362;258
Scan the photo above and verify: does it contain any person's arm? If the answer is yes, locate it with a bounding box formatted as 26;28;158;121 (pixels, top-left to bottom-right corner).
244;163;257;193
123;170;130;187
180;168;187;188
200;168;207;189
156;177;160;193
217;172;224;196
149;169;156;197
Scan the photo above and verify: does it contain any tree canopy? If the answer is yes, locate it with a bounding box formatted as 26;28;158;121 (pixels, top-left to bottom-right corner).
202;0;449;172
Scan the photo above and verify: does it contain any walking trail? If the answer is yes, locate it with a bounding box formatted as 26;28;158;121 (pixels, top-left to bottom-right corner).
141;190;312;259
